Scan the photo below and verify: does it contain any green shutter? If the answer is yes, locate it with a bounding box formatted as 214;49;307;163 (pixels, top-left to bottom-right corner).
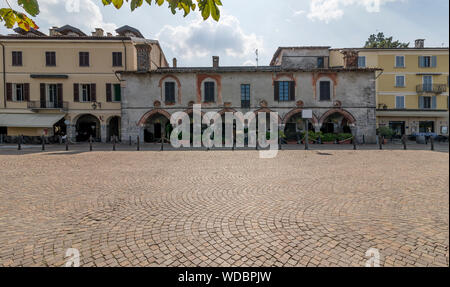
114;84;121;102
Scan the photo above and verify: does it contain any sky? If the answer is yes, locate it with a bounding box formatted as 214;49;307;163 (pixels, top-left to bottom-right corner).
1;0;448;67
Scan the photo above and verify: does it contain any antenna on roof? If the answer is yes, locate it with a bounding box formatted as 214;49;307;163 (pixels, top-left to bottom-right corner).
255;49;259;67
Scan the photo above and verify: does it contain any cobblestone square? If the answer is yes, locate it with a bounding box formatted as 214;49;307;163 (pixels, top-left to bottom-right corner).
0;150;448;267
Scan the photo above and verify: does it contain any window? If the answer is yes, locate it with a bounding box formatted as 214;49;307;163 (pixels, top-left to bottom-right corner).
319;81;331;101
395;96;405;109
279;81;290;101
395;56;405;68
317;57;325;68
46;52;56;66
204;81;215;103
13;84;25;101
12;51;22;66
47;84;58;104
80;84;91;102
419;121;434;133
113;84;121;102
395;75;405;87
423;75;433;92
419;56;436;68
79;52;89;67
113;52;122;67
274;81;294;102
419;96;433;109
165;82;175;103
241;84;250;108
358;56;366;68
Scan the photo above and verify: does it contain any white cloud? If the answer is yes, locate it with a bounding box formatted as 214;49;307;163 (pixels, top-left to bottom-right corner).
156;13;263;66
307;0;401;23
293;10;306;16
37;0;117;34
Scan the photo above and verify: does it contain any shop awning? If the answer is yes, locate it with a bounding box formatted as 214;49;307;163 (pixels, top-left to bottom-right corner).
0;114;65;128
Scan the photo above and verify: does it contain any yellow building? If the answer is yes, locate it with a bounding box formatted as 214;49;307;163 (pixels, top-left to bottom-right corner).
0;25;168;143
331;40;449;136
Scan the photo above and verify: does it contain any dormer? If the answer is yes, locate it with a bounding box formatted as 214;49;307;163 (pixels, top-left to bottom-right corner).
55;25;87;37
115;25;144;38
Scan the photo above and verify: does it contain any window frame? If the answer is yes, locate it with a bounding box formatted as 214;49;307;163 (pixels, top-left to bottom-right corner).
395;95;405;109
204;81;215;103
319;81;331;102
358;56;366;68
80;84;92;102
278;81;290;102
317;57;325;69
395;75;406;88
12;51;22;66
79;52;90;67
13;83;25;102
241;84;251;108
395;55;405;68
112;52;123;67
45;51;56;67
113;84;121;102
164;81;176;104
423;96;432;109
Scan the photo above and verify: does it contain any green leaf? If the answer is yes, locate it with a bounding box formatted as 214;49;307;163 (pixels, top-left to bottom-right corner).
17;0;40;17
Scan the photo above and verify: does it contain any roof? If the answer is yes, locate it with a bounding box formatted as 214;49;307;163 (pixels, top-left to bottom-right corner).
0;114;65;128
330;47;449;51
0;35;132;41
115;25;144;38
270;46;332;66
55;25;87;36
13;27;46;36
119;66;381;74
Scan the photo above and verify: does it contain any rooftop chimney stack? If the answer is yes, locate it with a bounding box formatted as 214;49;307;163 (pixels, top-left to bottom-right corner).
49;26;59;36
340;49;359;69
173;58;177;68
95;28;104;37
213;56;219;68
107;32;113;37
415;39;425;49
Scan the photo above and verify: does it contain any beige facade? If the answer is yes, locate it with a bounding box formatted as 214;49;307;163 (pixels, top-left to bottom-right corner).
0;25;168;142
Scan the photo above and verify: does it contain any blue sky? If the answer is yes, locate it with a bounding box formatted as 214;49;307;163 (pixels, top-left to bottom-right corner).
1;0;448;67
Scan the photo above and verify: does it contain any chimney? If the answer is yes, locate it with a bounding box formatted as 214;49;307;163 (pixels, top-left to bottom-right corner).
173;58;177;68
107;32;112;37
95;28;104;37
49;26;59;36
213;56;219;68
415;39;425;49
341;49;359;69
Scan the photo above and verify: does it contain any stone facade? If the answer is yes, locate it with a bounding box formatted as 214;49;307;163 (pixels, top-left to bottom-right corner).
120;48;378;144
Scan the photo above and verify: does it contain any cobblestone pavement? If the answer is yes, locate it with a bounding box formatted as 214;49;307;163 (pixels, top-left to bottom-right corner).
0;150;448;267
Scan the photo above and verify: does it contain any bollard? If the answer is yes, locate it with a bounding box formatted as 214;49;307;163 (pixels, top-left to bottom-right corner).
160;138;164;151
129;136;132;146
41;136;45;151
89;136;93;151
402;135;407;150
137;136;140;151
113;136;116;151
353;138;357;150
363;135;365;145
430;136;434;151
66;138;69;151
18;135;22;150
378;135;383;150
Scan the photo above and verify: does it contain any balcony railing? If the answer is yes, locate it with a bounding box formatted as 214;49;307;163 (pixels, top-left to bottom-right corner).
416;84;447;94
28;101;68;111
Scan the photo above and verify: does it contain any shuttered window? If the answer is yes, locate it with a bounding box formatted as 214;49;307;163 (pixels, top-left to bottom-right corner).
46;52;56;66
395;96;405;109
319;81;331;101
419;96;433;109
395;75;405;87
113;84;121;102
419;56;437;68
204;82;215;103
12;51;22;66
395;56;405;68
165;82;176;103
113;52;122;67
79;52;89;67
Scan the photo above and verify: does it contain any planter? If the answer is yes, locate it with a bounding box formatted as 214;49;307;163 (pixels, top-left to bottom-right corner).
287;140;298;145
322;141;335;145
340;139;352;144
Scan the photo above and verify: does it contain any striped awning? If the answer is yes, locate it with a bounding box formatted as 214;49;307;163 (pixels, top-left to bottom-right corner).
0;113;65;128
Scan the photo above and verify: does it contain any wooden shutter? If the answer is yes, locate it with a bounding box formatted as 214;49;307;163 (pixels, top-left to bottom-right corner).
73;83;79;102
289;81;295;101
57;84;63;106
40;83;46;107
274;81;279;101
432;96;437;109
90;83;96;102
6;83;12;101
24;83;30;101
418;96;424;109
431;56;437;68
106;83;112;102
418;56;423;68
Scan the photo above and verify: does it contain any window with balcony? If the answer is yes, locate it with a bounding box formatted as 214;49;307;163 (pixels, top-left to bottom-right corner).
12;51;22;66
13;84;25;101
165;82;176;104
112;52;122;67
358;56;366;68
395;75;405;87
79;52;90;67
46;52;56;66
40;83;63;108
395;56;405;68
241;84;250;108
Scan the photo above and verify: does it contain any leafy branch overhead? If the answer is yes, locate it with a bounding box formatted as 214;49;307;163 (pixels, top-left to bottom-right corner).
102;0;222;21
0;0;222;32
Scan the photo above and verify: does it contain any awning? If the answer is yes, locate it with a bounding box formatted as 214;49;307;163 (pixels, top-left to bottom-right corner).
0;114;65;128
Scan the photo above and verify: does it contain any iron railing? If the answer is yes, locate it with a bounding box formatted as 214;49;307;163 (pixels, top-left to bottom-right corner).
27;101;68;111
416;84;447;94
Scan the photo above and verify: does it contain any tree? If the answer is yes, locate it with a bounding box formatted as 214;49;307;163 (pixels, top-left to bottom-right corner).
0;0;222;32
364;32;409;48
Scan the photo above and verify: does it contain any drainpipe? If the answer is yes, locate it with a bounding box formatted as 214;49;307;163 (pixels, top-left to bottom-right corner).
0;42;6;108
121;40;127;72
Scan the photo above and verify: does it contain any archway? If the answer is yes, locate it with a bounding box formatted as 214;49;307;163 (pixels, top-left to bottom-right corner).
143;112;171;143
75;114;100;142
283;109;318;141
319;109;355;134
107;116;121;142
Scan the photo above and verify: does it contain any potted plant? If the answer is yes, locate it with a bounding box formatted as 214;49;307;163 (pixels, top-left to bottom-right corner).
321;133;338;144
378;126;395;143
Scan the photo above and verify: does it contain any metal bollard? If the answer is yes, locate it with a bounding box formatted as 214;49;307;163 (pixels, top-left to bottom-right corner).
129;135;132;146
353;138;357;150
66;138;69;151
430;136;434;151
113;136;116;151
89;136;93;151
160;137;164;151
379;135;383;150
137;136;140;151
41;136;45;151
402;135;407;150
18;135;22;150
363;135;365;145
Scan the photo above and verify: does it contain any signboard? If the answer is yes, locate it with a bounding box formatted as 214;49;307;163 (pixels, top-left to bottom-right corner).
302;110;313;119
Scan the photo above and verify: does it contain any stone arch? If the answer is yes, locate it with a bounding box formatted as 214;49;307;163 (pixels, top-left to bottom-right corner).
312;73;338;100
159;75;182;104
197;74;222;104
254;108;282;124
74;113;101;142
319;109;356;126
137;109;171;126
106;115;121;141
272;73;297;87
283;108;318;125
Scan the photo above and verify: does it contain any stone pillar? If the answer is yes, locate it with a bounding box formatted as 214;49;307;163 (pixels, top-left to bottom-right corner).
67;124;76;142
101;124;107;143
